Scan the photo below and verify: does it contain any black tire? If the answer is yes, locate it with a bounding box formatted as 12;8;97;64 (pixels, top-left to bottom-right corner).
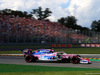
25;55;33;62
71;56;80;64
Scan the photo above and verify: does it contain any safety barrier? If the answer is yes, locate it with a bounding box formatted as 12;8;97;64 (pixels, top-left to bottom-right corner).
81;44;100;47
56;44;61;47
51;44;72;48
62;44;66;47
51;44;56;47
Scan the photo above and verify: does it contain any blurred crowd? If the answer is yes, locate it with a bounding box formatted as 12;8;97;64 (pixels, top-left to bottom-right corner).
0;14;90;43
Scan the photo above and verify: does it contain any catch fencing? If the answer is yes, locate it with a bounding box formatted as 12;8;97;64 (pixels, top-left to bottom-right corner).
0;27;100;45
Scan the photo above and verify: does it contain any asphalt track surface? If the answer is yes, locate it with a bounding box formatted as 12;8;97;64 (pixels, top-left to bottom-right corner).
0;56;100;68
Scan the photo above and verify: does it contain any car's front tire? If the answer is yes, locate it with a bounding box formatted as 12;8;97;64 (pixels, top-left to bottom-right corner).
71;56;80;64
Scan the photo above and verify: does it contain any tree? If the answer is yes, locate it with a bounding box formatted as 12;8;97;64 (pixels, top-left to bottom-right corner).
65;16;77;28
97;20;100;31
44;8;52;19
0;8;12;15
58;16;90;30
91;20;100;31
91;20;97;31
31;7;52;20
58;16;77;28
0;8;32;18
58;17;65;25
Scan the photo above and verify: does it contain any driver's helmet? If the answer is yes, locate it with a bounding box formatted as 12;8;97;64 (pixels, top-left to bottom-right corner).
29;49;32;54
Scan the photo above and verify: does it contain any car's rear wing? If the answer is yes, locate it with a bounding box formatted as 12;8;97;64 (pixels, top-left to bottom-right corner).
21;49;32;55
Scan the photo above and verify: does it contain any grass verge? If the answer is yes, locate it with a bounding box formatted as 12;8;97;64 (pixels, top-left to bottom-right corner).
0;47;100;54
0;63;100;73
0;71;100;75
0;63;100;75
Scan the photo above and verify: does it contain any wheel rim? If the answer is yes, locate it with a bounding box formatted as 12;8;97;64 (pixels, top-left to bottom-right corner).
71;56;79;64
25;55;32;62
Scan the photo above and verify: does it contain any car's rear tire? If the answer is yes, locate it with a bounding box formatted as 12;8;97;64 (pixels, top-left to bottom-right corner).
25;55;33;62
71;56;80;64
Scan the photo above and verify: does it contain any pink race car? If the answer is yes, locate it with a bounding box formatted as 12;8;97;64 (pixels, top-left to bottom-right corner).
22;49;91;64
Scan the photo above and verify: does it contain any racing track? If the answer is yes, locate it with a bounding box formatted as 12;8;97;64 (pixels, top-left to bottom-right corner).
0;56;100;68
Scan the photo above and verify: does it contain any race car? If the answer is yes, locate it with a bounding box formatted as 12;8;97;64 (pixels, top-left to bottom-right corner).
22;49;91;64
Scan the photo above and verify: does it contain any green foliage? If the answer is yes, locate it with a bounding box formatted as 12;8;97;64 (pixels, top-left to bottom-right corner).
65;16;77;28
58;17;65;25
31;7;52;20
44;8;52;19
0;8;32;18
91;20;100;32
58;16;77;28
58;16;90;30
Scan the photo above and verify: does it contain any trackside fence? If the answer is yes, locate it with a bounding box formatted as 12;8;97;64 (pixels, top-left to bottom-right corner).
0;29;100;45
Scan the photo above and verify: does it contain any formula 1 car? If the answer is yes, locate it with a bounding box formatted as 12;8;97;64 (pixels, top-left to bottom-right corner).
22;49;91;64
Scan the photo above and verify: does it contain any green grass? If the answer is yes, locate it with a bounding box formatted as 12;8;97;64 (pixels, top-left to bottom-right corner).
0;51;22;54
54;47;100;54
0;63;100;73
0;47;100;54
0;64;100;75
0;71;100;75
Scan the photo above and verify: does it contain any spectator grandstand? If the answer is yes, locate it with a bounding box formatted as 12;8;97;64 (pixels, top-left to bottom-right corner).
0;14;99;44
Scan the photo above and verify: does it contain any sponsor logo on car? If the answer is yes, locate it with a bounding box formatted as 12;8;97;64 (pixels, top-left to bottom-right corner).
40;55;55;60
80;60;88;63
